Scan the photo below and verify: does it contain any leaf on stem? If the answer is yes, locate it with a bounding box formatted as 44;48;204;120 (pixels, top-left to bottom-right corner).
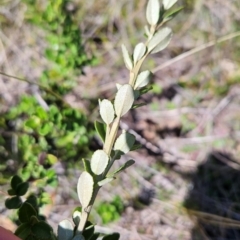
121;44;133;70
133;43;146;65
114;84;134;117
146;0;160;25
98;177;114;187
114;131;135;154
90;150;109;175
113;159;135;175
94;121;106;142
148;27;172;54
163;0;178;10
134;70;152;89
58;219;74;240
99;99;115;124
77;171;94;208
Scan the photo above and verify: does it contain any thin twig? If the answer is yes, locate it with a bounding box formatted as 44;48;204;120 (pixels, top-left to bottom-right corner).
152;31;240;73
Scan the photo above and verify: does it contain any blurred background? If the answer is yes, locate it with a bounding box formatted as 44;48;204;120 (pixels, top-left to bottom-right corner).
1;0;240;239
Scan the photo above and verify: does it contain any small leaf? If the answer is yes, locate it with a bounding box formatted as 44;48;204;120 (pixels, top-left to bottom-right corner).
7;189;16;196
98;177;114;187
31;221;53;240
19;202;37;223
116;83;122;90
58;219;74;240
146;0;160;25
114;132;135;154
113;160;135;175
25;195;38;212
148;27;172;54
82;159;92;174
94;121;106;142
132;103;147;109
5;196;22;209
139;85;153;95
163;6;183;20
133;43;146;65
91;150;109;175
77;171;94;208
99;99;115;124
25;116;41;129
102;232;120;240
16;182;29;196
163;0;178;10
130;144;142;151
144;25;151;37
15;223;31;239
134;70;152;89
11;175;23;191
72;208;81;227
114;84;134;117
121;44;133;70
46;154;58;165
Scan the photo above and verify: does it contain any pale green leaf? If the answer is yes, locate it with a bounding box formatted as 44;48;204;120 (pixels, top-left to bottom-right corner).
134;70;152;89
72;210;81;227
148;27;172;54
121;44;133;70
133;43;146;65
163;0;178;10
144;25;151;37
114;131;136;154
99;99;115;124
116;83;122;90
113;160;135;175
114;84;134;117
98;177;114;187
77;171;94;208
146;0;160;25
90;150;109;175
57;219;74;240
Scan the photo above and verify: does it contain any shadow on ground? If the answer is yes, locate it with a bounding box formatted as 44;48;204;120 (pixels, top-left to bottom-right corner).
184;151;240;240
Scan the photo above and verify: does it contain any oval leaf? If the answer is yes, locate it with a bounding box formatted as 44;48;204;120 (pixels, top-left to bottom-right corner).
114;84;134;117
133;43;146;65
72;209;81;227
146;0;160;25
148;27;172;54
16;182;29;196
77;171;94;208
114;132;135;154
163;0;178;10
113;160;135;175
11;175;23;190
19;202;37;223
5;196;22;209
134;70;152;89
58;219;74;240
98;177;114;187
90;150;109;175
99;99;115;124
31;221;53;240
121;44;133;70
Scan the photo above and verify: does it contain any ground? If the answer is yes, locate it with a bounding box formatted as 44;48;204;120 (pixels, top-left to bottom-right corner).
1;0;240;239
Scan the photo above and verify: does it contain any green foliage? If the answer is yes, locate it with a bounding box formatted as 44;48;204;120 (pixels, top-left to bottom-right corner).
96;196;124;224
0;95;91;183
3;1;182;239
